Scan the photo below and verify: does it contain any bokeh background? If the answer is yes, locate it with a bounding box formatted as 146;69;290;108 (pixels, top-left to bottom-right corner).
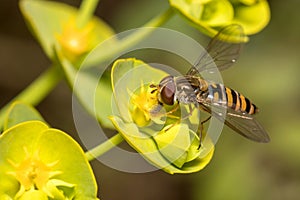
1;0;300;200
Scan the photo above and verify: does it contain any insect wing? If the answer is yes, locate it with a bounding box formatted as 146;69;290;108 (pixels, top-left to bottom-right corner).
187;24;245;76
224;109;270;143
200;103;270;143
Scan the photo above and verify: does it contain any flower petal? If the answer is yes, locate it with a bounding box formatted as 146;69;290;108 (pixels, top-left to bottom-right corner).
232;0;270;35
20;0;114;61
0;121;98;199
3;101;45;131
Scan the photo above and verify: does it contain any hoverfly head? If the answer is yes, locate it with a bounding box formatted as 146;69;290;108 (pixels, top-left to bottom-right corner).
157;75;176;105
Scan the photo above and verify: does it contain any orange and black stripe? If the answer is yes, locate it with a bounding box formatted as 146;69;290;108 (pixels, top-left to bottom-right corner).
207;83;257;115
225;86;258;114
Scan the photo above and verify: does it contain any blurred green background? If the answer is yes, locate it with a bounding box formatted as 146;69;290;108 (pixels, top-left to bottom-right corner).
1;0;300;200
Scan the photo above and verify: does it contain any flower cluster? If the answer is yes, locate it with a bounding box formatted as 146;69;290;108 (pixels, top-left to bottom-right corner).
169;0;270;37
110;58;214;174
0;120;98;199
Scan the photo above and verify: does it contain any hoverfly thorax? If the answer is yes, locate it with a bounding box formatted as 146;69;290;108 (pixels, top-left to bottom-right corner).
158;75;176;105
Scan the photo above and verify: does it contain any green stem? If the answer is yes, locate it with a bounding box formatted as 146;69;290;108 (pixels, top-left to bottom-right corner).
0;65;63;130
85;133;124;161
86;8;174;66
147;7;174;26
77;0;100;28
117;7;174;50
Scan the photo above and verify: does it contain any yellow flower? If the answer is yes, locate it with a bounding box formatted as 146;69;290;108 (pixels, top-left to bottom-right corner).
56;18;96;62
110;58;214;174
7;148;64;198
0;121;98;199
169;0;271;38
128;81;159;127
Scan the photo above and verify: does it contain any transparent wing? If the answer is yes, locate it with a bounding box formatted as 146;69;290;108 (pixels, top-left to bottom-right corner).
200;104;270;143
224;109;270;143
187;24;245;76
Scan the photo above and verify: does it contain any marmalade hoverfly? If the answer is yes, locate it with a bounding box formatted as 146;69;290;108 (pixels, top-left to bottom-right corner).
150;24;270;143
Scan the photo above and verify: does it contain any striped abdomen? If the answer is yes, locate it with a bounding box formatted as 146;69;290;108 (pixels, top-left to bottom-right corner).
207;83;258;115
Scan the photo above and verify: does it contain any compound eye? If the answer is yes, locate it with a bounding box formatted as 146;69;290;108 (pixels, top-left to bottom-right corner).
160;82;175;105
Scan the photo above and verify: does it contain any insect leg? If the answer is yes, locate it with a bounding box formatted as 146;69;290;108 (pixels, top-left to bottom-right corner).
197;116;211;150
164;104;196;131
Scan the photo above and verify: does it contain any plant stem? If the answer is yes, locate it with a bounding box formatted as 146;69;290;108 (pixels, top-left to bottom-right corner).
86;8;174;66
117;7;175;51
85;133;124;161
0;65;63;130
77;0;100;28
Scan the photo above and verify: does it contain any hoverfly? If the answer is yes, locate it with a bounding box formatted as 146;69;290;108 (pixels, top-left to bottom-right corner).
150;24;270;143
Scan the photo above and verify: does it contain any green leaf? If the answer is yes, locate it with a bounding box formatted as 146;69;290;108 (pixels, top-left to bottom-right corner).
110;116;180;173
169;0;270;39
3;101;45;131
154;124;191;168
56;49;114;129
229;0;257;6
20;0;114;61
110;116;214;174
169;0;235;37
200;0;234;26
18;190;48;200
232;0;270;35
180;147;214;173
0;121;98;199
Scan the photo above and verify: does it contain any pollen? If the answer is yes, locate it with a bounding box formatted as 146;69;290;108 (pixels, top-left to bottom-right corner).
129;81;159;126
